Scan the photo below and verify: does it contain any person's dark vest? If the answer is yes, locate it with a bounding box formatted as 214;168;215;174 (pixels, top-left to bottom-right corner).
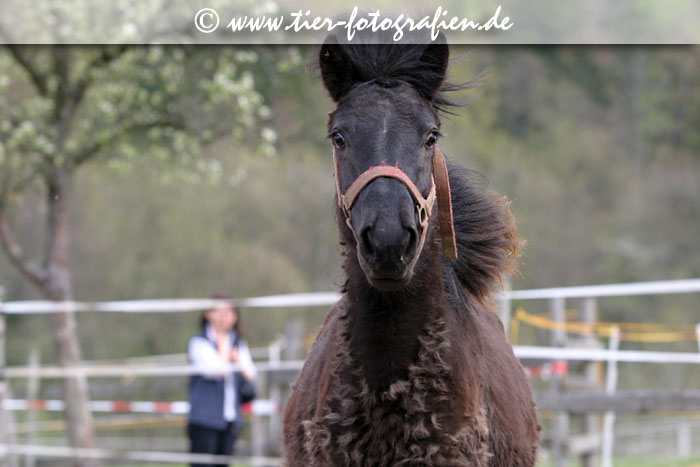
187;329;243;430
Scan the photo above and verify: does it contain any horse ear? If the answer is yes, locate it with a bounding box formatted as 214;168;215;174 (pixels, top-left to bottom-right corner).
419;34;449;100
319;35;355;102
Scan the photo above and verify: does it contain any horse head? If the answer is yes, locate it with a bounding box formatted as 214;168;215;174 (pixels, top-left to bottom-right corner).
320;35;452;291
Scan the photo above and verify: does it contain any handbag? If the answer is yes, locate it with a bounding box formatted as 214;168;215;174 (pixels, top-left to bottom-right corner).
232;334;257;404
235;371;257;404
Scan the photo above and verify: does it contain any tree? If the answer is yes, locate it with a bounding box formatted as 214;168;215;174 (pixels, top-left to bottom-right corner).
0;43;278;465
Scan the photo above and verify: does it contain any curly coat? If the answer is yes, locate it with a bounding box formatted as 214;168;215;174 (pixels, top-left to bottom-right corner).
283;37;540;467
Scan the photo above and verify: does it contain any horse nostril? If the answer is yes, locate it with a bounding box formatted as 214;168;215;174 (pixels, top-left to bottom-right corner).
361;227;375;256
403;226;417;259
360;222;416;266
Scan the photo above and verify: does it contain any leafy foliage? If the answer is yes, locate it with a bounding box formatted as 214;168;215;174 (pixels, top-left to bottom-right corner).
0;45;294;200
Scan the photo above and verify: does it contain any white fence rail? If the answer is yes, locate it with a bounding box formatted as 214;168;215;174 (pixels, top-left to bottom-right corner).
1;278;699;467
3;279;700;314
504;278;700;300
1;347;699;381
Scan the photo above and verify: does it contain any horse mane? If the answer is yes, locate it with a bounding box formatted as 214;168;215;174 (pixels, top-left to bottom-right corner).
446;163;523;303
337;163;522;308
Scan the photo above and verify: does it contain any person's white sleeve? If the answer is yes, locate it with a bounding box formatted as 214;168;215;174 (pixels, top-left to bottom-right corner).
237;340;257;379
188;336;226;379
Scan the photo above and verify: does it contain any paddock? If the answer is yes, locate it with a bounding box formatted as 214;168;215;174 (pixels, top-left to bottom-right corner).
0;278;699;466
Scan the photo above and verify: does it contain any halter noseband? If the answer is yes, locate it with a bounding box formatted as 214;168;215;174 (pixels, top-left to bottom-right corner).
332;145;458;260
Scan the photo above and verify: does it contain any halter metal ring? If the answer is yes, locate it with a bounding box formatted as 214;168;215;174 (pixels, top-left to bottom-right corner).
417;203;428;227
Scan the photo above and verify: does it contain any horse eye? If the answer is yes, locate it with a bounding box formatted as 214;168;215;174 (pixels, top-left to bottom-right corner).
425;131;439;149
332;132;346;149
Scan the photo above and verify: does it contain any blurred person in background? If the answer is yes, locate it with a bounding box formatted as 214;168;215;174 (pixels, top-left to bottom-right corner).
187;294;257;466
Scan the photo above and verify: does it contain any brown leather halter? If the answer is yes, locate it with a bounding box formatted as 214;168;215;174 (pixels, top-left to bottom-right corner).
333;145;458;260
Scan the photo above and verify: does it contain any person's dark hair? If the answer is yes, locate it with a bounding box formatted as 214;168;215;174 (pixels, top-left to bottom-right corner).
199;292;244;338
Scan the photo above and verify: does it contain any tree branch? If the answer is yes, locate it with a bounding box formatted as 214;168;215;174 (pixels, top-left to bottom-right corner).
2;42;49;97
70;46;130;111
0;209;46;288
52;46;70;123
51;47;130;146
89;45;130;70
0;164;44;200
69;117;187;167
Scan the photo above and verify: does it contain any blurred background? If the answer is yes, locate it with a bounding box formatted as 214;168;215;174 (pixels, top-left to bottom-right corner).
0;45;699;466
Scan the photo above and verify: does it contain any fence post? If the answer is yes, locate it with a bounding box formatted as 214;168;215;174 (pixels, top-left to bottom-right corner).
677;421;691;459
549;296;569;467
251;368;267;457
580;297;600;467
601;326;620;467
25;349;40;467
267;337;283;455
0;287;18;467
284;320;304;363
0;286;5;466
497;279;512;337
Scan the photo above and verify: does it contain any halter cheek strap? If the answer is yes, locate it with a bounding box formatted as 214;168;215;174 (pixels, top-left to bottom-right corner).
432;146;458;259
332;145;458;260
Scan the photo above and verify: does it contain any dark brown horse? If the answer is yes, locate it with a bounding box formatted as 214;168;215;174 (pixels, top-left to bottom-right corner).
283;37;540;466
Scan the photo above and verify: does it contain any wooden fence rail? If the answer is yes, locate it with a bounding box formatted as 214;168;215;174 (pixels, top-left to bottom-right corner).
535;389;700;413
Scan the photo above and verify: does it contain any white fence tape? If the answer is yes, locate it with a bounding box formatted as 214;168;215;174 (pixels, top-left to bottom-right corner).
3;398;278;415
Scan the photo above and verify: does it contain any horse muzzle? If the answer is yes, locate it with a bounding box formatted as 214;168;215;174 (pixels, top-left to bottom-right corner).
354;197;420;290
333;145;457;291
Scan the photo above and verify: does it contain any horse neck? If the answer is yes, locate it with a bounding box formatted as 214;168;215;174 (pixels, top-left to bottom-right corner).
344;238;450;392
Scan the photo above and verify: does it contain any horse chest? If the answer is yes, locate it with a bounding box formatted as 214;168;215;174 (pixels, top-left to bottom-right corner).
302;318;491;466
